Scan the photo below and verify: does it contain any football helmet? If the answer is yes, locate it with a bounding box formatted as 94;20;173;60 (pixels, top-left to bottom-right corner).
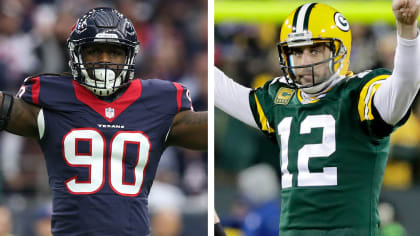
68;7;140;96
277;3;352;94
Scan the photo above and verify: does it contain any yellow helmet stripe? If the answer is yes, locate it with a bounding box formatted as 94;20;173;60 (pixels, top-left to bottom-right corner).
294;3;317;33
357;75;389;121
254;93;274;133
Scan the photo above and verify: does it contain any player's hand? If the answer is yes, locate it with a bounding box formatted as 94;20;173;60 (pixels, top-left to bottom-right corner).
392;0;420;25
393;0;420;39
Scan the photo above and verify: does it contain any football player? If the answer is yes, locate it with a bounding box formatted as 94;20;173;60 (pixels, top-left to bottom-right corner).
215;0;419;235
0;8;207;235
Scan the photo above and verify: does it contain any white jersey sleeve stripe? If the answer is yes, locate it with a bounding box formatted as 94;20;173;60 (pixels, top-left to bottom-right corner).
37;108;45;139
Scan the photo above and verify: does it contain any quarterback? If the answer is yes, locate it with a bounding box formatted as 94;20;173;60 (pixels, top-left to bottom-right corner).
215;0;419;235
0;7;207;235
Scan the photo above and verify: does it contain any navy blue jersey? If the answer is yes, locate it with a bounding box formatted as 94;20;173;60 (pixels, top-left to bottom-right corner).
18;74;192;235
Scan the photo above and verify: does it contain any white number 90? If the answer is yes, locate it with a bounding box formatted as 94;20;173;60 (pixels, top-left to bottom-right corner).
63;129;151;196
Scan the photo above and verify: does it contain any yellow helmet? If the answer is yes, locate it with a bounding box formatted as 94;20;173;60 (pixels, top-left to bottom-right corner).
277;3;352;91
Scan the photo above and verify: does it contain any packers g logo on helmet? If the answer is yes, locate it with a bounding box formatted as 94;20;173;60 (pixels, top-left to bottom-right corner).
335;13;350;32
277;3;352;92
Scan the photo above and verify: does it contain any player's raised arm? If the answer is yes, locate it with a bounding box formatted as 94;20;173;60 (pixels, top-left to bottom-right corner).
166;110;207;150
1;92;39;139
214;67;258;128
373;0;420;125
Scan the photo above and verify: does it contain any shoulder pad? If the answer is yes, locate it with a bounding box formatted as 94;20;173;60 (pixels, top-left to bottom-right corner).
348;68;391;81
253;77;296;106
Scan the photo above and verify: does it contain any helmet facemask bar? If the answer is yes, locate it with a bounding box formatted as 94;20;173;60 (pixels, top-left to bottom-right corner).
69;40;138;96
80;62;133;94
277;38;346;90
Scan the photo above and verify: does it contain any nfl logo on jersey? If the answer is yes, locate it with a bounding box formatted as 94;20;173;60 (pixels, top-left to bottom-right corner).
105;107;115;119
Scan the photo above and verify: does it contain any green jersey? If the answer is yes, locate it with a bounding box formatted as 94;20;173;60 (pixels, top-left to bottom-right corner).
249;69;407;236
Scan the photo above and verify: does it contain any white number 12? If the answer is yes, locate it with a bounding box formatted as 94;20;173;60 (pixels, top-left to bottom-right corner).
278;115;337;188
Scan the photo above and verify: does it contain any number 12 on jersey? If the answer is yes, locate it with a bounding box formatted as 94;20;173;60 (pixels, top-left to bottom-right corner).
278;115;337;188
63;129;151;196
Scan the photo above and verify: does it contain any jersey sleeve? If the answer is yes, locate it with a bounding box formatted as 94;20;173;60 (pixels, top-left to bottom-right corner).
140;79;193;115
214;67;257;128
356;68;409;138
172;82;193;113
17;76;42;106
249;79;282;142
17;74;75;111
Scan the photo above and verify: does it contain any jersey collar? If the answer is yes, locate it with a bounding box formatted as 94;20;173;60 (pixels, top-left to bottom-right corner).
297;76;346;104
73;79;142;122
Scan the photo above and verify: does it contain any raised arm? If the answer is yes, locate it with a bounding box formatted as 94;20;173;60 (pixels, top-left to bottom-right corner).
2;92;40;139
214;67;258;128
373;0;420;125
166;110;207;150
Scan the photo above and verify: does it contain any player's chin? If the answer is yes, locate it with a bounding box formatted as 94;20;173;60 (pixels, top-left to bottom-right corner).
296;76;313;87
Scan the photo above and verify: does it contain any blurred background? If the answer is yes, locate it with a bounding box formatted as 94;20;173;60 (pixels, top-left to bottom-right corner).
0;0;208;235
215;1;420;236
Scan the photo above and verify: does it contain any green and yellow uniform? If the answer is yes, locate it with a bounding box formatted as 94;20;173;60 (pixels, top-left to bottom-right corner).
249;69;408;236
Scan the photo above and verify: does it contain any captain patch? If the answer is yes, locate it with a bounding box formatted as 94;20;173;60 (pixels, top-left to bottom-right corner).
275;87;295;105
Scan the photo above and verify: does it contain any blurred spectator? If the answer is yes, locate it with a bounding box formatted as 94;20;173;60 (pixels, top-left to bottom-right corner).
348;23;377;72
238;164;280;236
151;209;183;236
219;164;280;236
0;205;13;236
32;6;76;74
383;113;420;189
149;181;185;236
33;202;52;236
378;202;407;236
374;30;397;70
0;0;38;90
180;51;208;111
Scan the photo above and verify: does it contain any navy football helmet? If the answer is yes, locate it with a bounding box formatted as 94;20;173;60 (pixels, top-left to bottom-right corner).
68;7;140;96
